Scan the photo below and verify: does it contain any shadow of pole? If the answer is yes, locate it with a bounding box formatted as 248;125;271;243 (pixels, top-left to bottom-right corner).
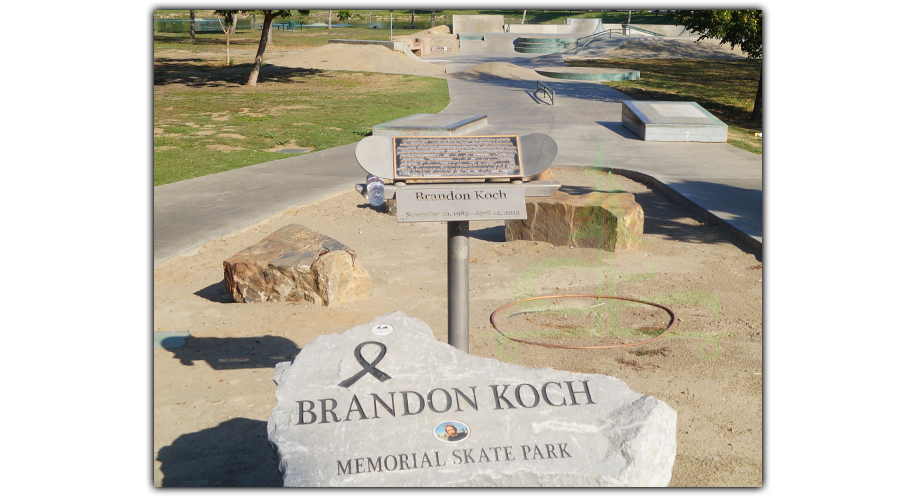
165;335;301;370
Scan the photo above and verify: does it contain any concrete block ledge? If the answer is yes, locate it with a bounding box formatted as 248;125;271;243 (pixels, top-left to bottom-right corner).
328;39;406;52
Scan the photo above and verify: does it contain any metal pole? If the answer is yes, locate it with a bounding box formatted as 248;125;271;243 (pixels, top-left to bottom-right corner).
447;221;469;353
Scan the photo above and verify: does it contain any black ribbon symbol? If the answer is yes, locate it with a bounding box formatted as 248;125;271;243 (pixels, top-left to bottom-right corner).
338;341;392;388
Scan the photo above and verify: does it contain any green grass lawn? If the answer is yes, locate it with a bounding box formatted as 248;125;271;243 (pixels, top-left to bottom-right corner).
154;26;453;186
567;58;762;154
154;60;449;186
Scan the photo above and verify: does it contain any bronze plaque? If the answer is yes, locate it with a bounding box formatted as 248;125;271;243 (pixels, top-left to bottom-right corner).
392;135;522;180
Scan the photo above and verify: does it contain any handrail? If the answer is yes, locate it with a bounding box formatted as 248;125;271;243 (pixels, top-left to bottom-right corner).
622;24;664;36
573;28;626;54
536;81;555;105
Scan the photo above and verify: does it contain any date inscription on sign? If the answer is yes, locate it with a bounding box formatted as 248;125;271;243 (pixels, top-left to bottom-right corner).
396;185;527;223
393;136;522;180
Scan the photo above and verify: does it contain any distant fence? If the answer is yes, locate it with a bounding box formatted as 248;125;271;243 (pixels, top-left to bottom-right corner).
154;19;252;33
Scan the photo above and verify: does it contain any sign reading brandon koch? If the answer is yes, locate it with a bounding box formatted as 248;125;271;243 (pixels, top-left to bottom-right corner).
298;379;596;425
395;184;526;223
267;312;678;487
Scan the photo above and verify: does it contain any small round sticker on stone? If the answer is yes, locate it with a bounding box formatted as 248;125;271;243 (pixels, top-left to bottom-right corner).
372;324;393;336
434;421;470;443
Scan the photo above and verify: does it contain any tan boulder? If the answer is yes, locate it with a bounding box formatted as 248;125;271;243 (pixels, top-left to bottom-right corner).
223;225;371;305
505;191;643;251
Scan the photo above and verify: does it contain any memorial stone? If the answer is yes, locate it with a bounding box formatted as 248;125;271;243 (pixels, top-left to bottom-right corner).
506;191;644;251
223;225;371;305
268;311;677;487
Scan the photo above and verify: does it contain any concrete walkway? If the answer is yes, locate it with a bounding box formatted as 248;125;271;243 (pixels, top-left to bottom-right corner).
154;37;761;266
154;144;365;266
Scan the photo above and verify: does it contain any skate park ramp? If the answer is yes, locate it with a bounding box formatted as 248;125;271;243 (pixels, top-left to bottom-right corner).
452;15;505;34
268;44;447;77
459;33;521;54
450;61;543;80
565;37;747;60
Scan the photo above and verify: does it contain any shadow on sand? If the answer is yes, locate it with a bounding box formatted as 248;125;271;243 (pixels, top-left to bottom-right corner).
157;417;282;486
164;335;301;370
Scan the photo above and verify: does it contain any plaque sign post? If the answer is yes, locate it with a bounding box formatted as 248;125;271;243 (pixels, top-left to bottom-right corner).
355;132;560;353
447;220;469;352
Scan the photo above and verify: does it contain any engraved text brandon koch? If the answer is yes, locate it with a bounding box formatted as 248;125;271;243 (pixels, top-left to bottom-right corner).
296;380;597;425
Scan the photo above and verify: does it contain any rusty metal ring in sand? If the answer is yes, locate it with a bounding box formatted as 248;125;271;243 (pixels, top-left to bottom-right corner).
489;294;677;349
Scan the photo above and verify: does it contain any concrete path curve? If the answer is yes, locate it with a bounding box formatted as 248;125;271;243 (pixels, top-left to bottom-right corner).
154;36;761;267
438;43;761;249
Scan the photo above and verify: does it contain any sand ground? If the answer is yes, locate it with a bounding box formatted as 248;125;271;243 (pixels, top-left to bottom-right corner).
153;167;762;486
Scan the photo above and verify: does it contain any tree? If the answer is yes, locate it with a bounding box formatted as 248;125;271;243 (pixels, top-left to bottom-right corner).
189;10;195;43
431;10;435;28
521;10;527;24
216;10;309;86
410;10;415;28
673;10;762;121
337;10;353;22
328;10;332;28
215;11;236;65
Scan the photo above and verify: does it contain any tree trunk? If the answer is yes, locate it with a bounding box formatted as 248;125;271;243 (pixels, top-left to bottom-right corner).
248;13;275;86
411;10;415;27
751;63;762;122
431;10;435;28
189;10;195;42
227;18;236;65
217;14;233;65
521;10;527;24
328;10;332;28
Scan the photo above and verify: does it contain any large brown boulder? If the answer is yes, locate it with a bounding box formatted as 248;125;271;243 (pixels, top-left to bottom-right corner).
223;225;371;305
505;191;643;251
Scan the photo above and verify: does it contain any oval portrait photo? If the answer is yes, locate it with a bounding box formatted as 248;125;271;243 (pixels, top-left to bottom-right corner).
433;421;470;443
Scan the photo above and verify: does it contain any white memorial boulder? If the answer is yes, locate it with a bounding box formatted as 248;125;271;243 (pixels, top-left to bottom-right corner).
267;311;677;487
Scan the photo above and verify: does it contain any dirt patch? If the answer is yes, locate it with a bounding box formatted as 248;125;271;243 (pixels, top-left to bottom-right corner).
270;104;316;112
205;144;244;151
264;140;311;153
269;43;447;77
153;168;761;486
601;38;747;59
